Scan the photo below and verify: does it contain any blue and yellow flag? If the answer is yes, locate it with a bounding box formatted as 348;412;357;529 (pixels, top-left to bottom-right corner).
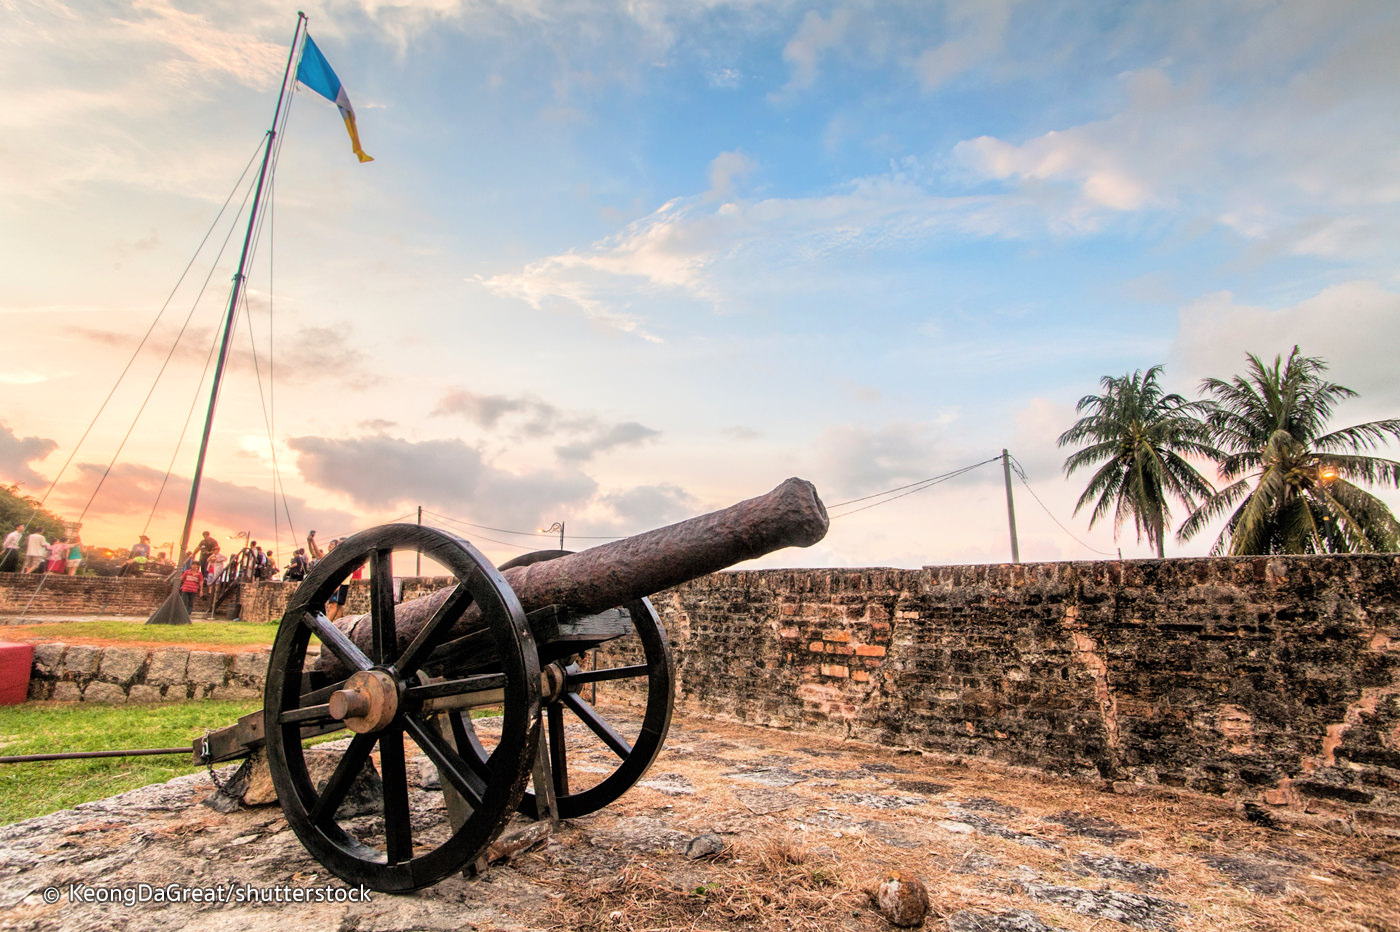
296;34;373;163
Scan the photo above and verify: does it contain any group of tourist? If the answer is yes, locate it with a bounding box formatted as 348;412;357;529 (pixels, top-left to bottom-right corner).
0;523;326;587
167;530;312;608
0;525;82;575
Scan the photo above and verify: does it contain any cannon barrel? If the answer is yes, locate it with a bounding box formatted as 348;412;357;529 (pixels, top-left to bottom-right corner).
321;477;827;675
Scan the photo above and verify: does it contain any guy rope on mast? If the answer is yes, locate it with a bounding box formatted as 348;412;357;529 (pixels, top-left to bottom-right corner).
149;13;372;623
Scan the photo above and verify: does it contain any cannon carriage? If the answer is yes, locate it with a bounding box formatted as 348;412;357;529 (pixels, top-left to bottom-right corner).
192;478;828;892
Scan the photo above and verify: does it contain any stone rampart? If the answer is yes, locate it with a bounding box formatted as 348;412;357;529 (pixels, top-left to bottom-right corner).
655;555;1400;834
18;554;1400;831
0;574;171;619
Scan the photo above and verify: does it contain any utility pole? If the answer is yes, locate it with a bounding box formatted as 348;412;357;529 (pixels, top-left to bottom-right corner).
416;505;422;576
1002;449;1020;564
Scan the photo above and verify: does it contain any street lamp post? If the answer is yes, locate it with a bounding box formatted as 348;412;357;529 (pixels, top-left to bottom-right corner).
539;521;565;550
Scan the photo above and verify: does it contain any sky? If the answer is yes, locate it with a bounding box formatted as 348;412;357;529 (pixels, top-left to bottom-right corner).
2;0;1399;572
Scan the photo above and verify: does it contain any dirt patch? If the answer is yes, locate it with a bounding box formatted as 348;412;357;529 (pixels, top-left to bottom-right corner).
2;711;1399;932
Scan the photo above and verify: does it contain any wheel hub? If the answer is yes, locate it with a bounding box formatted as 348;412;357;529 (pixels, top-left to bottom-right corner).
329;669;400;734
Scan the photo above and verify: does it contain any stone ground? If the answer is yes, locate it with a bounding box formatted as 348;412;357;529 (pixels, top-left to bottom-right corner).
0;615;151;627
0;709;1396;932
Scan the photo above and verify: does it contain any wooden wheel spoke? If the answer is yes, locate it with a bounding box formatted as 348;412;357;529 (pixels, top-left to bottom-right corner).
547;703;569;795
377;729;413;864
309;733;376;825
567;663;648;686
280;703;334;725
403;714;488;810
303;612;372;673
562;692;632;760
405;673;508;703
369;549;396;665
396;585;476;678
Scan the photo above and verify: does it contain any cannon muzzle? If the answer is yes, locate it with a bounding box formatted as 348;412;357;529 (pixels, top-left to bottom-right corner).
321;477;827;676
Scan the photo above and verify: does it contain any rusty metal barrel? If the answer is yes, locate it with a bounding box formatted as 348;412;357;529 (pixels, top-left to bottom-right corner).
321;477;828;676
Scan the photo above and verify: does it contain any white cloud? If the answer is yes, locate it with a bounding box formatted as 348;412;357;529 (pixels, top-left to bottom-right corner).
951;5;1400;255
915;0;1017;90
47;461;358;549
0;423;59;488
778;8;851;93
477;170;1034;334
287;433;599;531
555;422;660;464
1169;281;1400;410
706;150;756;200
811;419;969;502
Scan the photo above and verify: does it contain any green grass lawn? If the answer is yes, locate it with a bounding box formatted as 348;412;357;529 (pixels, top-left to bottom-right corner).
8;619;278;647
0;700;261;825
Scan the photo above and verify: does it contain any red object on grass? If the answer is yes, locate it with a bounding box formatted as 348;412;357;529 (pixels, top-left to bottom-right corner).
0;642;34;705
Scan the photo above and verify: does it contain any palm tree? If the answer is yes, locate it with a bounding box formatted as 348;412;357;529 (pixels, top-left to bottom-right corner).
1059;366;1219;557
1178;347;1400;555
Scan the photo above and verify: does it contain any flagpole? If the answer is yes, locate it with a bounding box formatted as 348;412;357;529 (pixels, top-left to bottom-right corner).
174;13;308;569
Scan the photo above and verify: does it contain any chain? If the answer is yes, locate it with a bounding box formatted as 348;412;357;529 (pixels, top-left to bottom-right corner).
202;736;241;801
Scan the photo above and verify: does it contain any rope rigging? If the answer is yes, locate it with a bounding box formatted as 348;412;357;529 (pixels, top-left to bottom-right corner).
9;138;266;542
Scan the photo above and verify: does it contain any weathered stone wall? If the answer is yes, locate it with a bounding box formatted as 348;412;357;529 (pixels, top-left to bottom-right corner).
20;554;1399;830
0;574;172;619
654;555;1400;834
27;643;270;703
236;576;450;624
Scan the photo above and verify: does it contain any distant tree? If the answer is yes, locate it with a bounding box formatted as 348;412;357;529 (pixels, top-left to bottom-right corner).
1178;347;1400;555
0;483;69;541
1059;366;1219;558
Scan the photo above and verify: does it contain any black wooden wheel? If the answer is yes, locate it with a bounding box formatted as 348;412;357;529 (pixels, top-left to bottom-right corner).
487;548;675;820
264;524;541;893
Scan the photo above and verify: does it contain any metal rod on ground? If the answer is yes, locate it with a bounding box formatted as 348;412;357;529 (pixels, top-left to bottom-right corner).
0;747;194;764
1002;448;1020;564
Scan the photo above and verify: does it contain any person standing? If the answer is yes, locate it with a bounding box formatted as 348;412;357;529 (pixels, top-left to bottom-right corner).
23;530;47;573
179;559;203;611
285;548;309;581
66;537;83;575
197;531;220;575
1;524;21;572
46;538;67;574
207;550;229;594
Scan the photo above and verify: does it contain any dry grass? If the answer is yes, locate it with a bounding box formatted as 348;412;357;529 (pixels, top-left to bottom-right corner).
541;835;861;932
517;712;1400;932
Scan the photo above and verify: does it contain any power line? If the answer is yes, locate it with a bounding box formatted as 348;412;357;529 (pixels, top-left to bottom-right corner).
420;509;623;542
828;456;1003;518
826;455;1002;509
419;512;539;552
1006;455;1117;557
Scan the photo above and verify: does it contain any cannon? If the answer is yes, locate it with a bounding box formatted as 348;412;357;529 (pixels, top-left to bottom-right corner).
193;477;828;892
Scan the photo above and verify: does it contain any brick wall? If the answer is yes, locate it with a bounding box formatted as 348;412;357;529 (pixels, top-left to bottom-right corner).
655;555;1400;834
0;574;172;619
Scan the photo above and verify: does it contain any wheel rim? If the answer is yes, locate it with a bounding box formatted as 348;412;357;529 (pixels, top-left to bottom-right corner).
264;524;540;893
494;549;674;820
